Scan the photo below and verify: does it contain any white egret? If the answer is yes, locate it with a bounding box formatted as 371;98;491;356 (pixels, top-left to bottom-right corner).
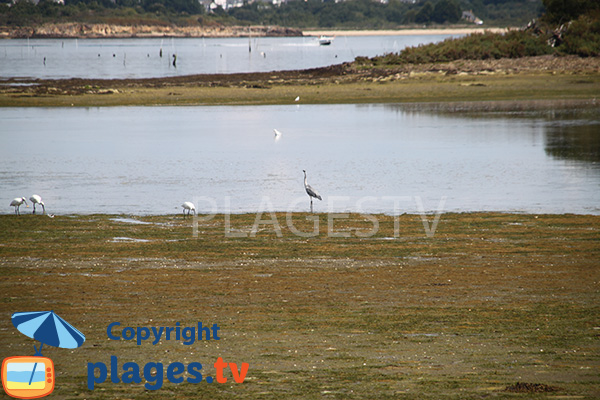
10;197;28;215
303;170;322;213
295;96;300;102
182;202;196;218
29;194;45;215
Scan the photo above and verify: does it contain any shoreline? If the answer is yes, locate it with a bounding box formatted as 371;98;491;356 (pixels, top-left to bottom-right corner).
0;24;510;39
0;23;303;39
2;210;599;217
1;55;599;107
303;27;510;36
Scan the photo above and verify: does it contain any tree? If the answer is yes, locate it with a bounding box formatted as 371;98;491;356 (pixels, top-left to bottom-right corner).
386;0;410;24
415;1;434;23
542;0;600;24
432;0;461;23
7;0;41;25
38;0;61;18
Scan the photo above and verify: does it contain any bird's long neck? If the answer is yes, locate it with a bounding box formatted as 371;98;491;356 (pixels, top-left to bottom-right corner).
303;172;308;186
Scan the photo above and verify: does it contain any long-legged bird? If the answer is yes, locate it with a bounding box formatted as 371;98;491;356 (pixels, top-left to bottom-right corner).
303;170;322;213
10;197;28;215
29;194;45;214
182;202;196;218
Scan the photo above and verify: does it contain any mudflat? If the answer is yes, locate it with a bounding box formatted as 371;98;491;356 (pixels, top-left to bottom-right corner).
1;55;599;107
0;212;598;399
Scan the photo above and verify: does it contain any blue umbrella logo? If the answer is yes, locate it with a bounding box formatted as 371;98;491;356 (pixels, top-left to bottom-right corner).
12;311;86;356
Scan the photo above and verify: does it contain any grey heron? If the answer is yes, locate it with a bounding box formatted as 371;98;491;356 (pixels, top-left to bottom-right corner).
303;170;322;213
10;197;28;215
182;202;195;218
29;194;45;215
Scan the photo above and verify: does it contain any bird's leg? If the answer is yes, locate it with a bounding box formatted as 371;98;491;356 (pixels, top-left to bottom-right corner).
310;198;313;213
32;204;36;214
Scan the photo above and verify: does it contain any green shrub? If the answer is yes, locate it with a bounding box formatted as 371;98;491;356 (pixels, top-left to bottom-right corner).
559;14;600;56
370;30;553;65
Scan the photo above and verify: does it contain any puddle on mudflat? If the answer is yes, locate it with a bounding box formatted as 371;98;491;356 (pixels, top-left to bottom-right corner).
111;237;151;243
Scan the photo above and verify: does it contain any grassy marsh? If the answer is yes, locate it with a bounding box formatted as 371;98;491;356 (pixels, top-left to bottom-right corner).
0;212;599;399
2;55;599;107
1;73;599;107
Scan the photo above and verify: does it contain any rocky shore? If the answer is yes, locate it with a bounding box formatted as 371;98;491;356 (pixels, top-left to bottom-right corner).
0;23;303;39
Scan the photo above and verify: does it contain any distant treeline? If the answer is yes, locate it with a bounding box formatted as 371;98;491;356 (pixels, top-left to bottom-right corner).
229;0;543;28
1;0;597;58
0;0;543;28
0;0;207;26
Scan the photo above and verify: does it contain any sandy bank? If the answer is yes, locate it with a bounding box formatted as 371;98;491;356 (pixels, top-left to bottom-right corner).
0;24;511;39
303;27;510;36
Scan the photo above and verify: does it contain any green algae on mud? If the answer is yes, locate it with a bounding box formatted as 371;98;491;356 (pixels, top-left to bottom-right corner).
1;55;600;107
0;213;599;399
0;212;599;260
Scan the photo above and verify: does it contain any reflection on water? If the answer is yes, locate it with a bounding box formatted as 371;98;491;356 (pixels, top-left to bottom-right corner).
545;122;600;163
0;104;599;215
385;100;600;163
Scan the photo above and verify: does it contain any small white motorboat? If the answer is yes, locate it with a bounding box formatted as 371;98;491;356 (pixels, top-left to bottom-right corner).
319;35;334;46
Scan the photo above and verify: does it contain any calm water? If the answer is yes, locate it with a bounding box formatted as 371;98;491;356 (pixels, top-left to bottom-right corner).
0;35;458;80
1;104;599;215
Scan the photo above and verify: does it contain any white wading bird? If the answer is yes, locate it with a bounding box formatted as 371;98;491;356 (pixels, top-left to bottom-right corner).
182;202;196;218
273;129;282;142
10;197;28;215
294;96;300;102
303;170;322;213
29;194;45;214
